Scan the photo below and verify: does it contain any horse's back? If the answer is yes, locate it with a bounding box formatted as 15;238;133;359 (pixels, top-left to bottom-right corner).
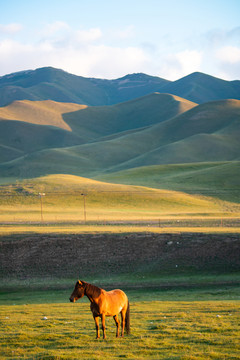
103;289;128;316
107;289;127;301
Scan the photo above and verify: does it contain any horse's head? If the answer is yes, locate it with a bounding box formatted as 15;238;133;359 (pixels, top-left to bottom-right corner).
69;280;86;302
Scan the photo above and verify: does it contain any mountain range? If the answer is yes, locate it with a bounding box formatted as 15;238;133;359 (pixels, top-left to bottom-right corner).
1;66;240;106
0;67;239;201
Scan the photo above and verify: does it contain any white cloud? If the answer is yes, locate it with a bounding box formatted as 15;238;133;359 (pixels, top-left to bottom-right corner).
175;50;203;74
216;46;240;64
0;23;23;35
38;23;103;51
0;22;145;78
47;44;149;79
0;39;32;56
156;50;203;80
0;39;38;74
86;45;149;78
114;25;135;40
0;20;239;81
0;34;149;79
211;45;240;80
75;28;102;44
41;21;70;37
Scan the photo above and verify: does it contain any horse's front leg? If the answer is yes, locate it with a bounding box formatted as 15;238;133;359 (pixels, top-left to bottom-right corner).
94;315;100;339
113;315;120;337
101;314;106;339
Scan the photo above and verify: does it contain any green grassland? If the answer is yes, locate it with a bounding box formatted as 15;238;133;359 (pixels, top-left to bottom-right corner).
97;161;240;203
0;174;239;224
1;172;239;359
1;227;239;359
0;297;239;359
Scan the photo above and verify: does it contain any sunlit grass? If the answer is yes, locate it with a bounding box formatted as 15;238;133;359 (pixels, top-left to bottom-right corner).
1;224;240;236
1;174;239;224
0;301;239;359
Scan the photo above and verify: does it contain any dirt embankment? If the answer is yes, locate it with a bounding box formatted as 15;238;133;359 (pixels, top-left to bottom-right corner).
0;233;239;282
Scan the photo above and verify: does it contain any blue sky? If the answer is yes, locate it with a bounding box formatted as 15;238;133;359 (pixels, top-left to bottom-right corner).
0;0;240;80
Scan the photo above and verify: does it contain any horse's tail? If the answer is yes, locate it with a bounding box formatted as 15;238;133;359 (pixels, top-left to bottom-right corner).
125;299;130;334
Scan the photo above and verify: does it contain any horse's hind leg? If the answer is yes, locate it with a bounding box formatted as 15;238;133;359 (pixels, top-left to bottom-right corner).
120;310;126;337
113;315;120;337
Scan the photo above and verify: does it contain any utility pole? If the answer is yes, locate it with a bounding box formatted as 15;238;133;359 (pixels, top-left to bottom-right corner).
39;193;45;222
81;193;87;223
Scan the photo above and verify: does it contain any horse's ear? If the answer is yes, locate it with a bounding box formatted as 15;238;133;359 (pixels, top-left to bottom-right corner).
77;280;82;286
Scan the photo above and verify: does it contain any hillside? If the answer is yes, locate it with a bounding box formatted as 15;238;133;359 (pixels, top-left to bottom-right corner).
104;99;240;172
90;72;171;104
0;121;83;164
0;98;239;184
1;174;238;224
0;100;87;131
0;67;239;204
63;93;197;139
162;72;240;104
96;99;240;172
0;67;239;106
0;67;109;106
96;161;240;202
2;97;239;180
0;93;197;165
0;67;168;106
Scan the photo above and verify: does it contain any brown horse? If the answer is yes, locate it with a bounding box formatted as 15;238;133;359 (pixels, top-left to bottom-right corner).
69;280;130;339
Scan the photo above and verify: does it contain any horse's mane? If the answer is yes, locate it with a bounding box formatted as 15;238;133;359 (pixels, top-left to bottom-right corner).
84;281;102;297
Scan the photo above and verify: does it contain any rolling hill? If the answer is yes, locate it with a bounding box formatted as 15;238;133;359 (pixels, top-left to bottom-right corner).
0;67;239;204
0;101;89;163
0;100;87;131
0;120;82;164
0;97;239;188
0;67;240;106
0;174;237;223
102;99;240;172
0;93;197;164
62;92;197;140
96;161;240;202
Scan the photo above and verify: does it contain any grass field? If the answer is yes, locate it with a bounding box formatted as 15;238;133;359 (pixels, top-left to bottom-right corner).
0;293;239;359
1;228;239;359
0;174;240;224
1;224;240;237
0;227;239;358
0;173;239;359
96;161;240;203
